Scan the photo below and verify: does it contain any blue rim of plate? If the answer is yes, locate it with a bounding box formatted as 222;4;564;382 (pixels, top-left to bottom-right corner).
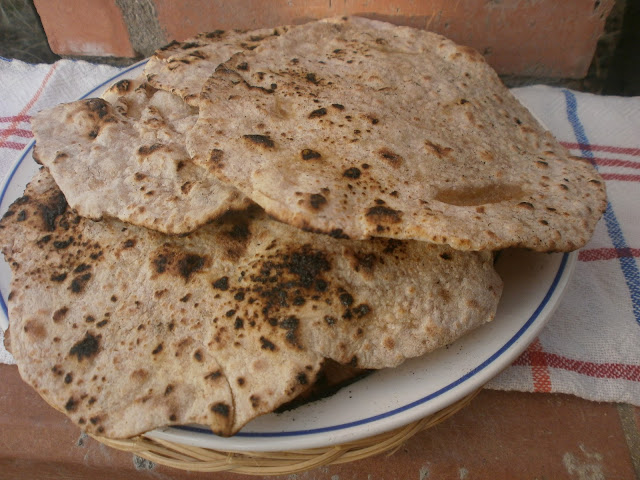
0;60;570;441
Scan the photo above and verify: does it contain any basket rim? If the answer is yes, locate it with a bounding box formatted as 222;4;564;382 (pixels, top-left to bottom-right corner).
93;389;480;475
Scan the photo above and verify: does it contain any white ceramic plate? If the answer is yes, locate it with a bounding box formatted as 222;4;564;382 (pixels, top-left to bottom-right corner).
0;62;576;452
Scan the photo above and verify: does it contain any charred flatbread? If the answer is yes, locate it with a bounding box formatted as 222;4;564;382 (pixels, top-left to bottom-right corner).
0;169;501;438
187;16;606;251
31;78;249;235
0;169;319;437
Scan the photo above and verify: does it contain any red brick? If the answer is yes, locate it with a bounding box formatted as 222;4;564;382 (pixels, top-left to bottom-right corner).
152;0;614;78
34;0;135;57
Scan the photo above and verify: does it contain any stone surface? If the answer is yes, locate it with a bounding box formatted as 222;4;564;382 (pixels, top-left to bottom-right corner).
33;0;135;57
1;363;636;479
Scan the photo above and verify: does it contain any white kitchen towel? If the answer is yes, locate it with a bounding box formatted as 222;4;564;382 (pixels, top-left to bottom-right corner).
1;58;639;406
485;86;640;406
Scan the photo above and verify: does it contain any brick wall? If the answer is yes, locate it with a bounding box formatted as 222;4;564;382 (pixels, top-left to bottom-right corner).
33;0;615;78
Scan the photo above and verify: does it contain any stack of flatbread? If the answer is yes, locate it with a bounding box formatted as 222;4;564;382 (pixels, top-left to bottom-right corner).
0;17;605;439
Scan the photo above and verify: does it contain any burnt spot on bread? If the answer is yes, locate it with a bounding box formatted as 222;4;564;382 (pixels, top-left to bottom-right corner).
339;291;354;307
205;29;225;39
306;72;319;84
70;273;92;293
180;41;200;50
151;248;209;282
158;39;180;51
309;107;327;118
329;229;349;239
260;336;277;351
85;98;109;119
53;237;74;249
365;205;402;224
65;397;77;412
178;254;206;281
209;148;224;165
296;372;308;385
69;332;100;361
153;254;168;274
210;402;230;417
301;149;321;160
517;202;535;210
343;167;361;179
37;234;52;246
324;316;337;326
38;190;68;231
73;264;90;273
345;250;377;279
378;148;403;167
424;140;454;159
440;252;453;260
250;394;261;408
179;182;195;195
308;193;327;210
53;307;69;323
151;343;163;355
50;272;68;282
205;370;222;381
279;316;302;348
228;221;250;241
353;303;371;318
193;349;203;361
212;276;229;291
109;79;132;94
284;247;331;289
243;134;275;148
138;143;165;156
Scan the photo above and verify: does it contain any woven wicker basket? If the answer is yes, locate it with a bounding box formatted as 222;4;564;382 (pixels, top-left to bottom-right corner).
94;389;479;475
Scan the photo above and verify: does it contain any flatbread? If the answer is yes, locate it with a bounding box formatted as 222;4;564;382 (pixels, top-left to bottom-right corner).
0;170;501;437
144;27;288;107
0;169;321;438
187;16;606;252
31;78;249;235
